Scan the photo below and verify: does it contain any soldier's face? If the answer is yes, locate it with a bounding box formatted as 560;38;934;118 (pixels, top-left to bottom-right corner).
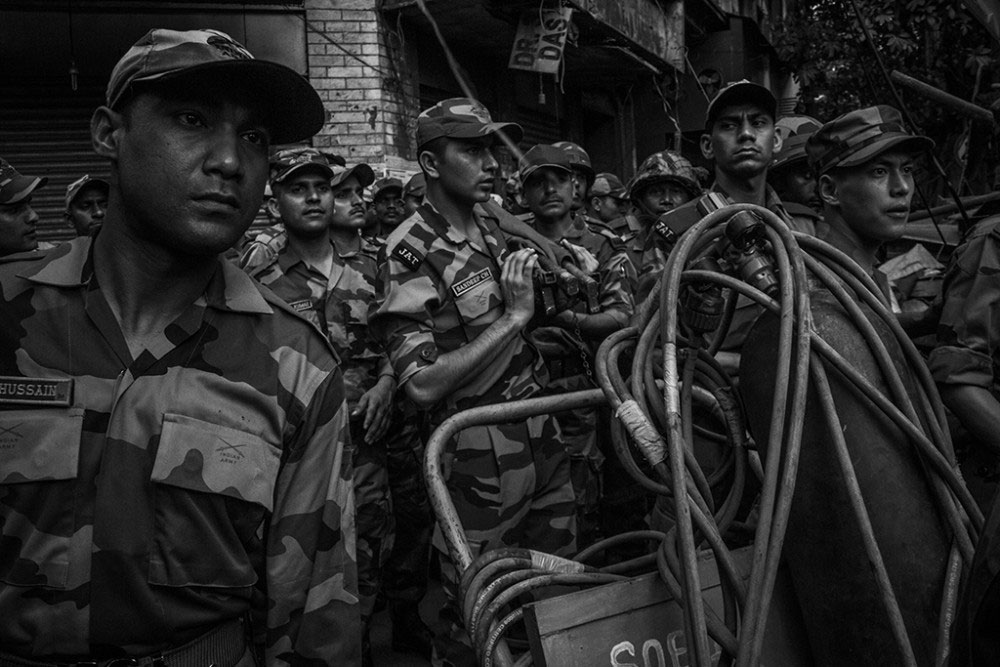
106;86;269;256
404;194;423;217
374;191;404;227
702;104;779;180
570;168;588;211
429;137;498;205
636;181;692;218
274;169;334;240
522;168;573;221
591;195;627;222
0;197;39;256
823;150;915;247
66;185;108;236
330;175;367;230
772;160;819;209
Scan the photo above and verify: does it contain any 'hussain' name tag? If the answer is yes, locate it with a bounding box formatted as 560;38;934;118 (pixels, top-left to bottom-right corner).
0;377;73;406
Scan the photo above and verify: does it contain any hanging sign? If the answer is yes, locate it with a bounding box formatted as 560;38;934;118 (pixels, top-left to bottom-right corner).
508;7;573;74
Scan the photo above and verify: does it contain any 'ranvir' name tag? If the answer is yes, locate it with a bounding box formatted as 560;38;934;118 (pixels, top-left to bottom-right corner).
0;377;73;406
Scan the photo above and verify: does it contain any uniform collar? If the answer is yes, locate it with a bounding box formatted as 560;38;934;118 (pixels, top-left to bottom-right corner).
19;236;272;315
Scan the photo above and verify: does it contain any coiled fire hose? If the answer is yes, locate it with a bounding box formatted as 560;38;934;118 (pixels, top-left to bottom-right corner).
425;203;982;667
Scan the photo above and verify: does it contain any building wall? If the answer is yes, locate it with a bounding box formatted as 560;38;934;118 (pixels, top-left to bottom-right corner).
304;0;419;178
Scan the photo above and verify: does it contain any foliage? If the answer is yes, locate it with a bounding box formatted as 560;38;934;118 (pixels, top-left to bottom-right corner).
773;0;1000;194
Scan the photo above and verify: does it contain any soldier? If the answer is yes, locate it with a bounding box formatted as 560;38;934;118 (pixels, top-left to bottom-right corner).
805;105;931;301
520;144;635;546
0;28;359;665
553;140;596;217
370;97;577;663
587;172;630;225
403;172;427;217
769;114;824;236
938;216;1000;665
624;150;703;301
0;157;46;256
372;176;406;238
244;149;391;665
64;174;109;237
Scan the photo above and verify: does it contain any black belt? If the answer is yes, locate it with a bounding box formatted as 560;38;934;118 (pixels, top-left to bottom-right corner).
0;617;248;667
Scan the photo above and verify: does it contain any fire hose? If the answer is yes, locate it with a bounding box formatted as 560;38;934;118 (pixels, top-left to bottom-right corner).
425;203;982;666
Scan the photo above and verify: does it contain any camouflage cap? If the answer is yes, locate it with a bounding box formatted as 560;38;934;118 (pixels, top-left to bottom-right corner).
806;105;934;175
518;144;572;183
588;172;627;199
626;150;702;201
771;115;822;171
372;177;403;201
552;141;595;186
0;158;47;205
416;97;523;149
330;163;375;189
65;174;109;210
706;79;777;129
106;28;324;144
270;147;335;186
403;172;426;198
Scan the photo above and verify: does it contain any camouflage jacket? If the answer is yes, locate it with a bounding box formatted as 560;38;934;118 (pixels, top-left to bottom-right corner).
370;204;547;425
526;215;636;361
237;224;286;271
0;238;359;664
928;215;1000;392
245;235;392;408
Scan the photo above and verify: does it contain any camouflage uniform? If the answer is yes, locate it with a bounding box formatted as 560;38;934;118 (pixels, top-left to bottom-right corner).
928;215;1000;395
370;203;577;565
245;236;393;628
238;224;286;271
0;238;359;663
528;216;635;545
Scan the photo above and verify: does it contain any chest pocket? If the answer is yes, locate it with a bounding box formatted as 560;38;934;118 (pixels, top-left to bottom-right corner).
452;268;503;328
0;408;84;589
148;413;280;588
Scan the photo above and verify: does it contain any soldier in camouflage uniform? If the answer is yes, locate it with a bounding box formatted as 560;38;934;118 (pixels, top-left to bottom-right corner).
804;106;931;303
370;98;577;664
0;158;47;256
242;149;392;665
403;172;427;218
0;28;359;665
769;114;825;237
519;144;635;546
623;150;704;300
553;140;595;218
64;174;109;238
371;177;406;240
587;172;630;225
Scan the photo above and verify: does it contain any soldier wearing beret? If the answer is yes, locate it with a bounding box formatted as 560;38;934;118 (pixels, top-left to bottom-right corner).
0;28;359;665
370;97;577;662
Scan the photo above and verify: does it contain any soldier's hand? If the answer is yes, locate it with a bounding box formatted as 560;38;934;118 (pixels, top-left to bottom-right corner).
353;375;395;444
561;241;600;274
501;247;538;326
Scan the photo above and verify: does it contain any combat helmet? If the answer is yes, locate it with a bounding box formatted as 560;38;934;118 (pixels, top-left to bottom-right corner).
627;150;702;202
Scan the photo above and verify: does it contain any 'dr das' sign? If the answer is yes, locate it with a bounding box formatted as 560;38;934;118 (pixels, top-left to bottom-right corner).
508;7;573;75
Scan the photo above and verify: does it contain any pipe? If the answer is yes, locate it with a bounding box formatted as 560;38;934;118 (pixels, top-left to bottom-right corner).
890;70;996;126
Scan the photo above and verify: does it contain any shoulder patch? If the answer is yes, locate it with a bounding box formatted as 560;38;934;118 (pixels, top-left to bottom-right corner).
392;242;423;271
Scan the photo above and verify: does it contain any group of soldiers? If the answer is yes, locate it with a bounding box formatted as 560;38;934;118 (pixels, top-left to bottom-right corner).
2;23;1000;667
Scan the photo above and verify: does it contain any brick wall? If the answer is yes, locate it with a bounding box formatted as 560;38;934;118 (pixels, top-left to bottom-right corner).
304;0;421;178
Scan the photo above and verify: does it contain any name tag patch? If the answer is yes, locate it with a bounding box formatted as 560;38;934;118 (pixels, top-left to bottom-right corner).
0;377;74;406
452;268;493;298
287;299;314;313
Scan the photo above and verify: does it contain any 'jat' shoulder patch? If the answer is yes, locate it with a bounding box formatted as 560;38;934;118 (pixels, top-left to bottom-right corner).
392;243;424;271
0;377;73;406
451;268;493;298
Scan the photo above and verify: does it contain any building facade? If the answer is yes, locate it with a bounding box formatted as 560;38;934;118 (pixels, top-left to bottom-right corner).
0;0;794;243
